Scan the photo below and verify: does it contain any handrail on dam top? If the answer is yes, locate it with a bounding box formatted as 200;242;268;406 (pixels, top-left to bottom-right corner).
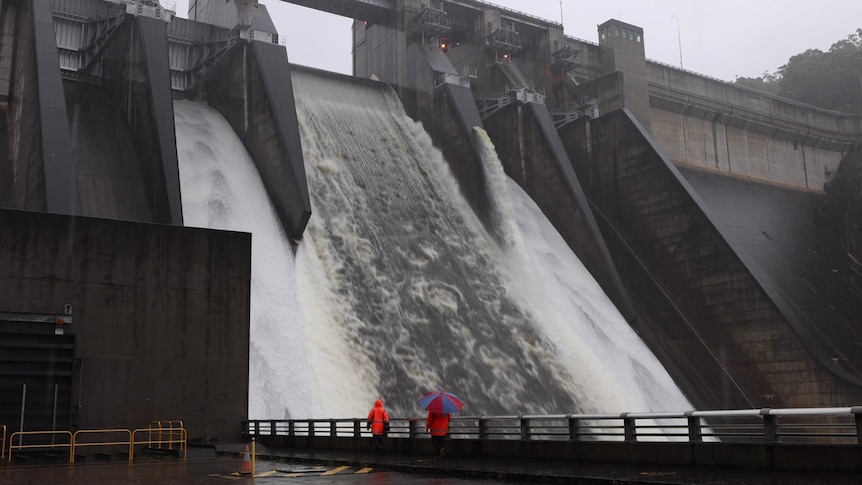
244;407;862;445
469;0;563;28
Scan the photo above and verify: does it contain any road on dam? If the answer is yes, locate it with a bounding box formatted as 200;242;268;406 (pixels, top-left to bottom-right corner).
0;457;510;485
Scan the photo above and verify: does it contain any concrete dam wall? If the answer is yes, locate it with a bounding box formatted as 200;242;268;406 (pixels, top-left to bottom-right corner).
1;0;861;440
351;1;862;410
0;0;308;441
0;207;252;442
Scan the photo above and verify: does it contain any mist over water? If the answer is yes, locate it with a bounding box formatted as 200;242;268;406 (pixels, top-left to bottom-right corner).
173;69;690;420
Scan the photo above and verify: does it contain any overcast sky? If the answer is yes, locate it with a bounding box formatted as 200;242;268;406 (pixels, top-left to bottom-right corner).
174;0;861;82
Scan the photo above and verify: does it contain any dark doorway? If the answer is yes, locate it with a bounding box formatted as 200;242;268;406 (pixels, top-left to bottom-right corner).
0;317;75;435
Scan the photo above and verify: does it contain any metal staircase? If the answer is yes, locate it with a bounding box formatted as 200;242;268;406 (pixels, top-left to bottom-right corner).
475;58;546;120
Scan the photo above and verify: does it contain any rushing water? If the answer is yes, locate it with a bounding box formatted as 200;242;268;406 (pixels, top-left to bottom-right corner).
173;69;691;420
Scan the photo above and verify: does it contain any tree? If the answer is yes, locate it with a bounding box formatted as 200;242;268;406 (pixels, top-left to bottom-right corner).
734;28;862;113
733;72;780;95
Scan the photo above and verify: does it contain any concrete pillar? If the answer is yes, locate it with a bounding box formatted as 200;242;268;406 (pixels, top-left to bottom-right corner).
597;20;650;131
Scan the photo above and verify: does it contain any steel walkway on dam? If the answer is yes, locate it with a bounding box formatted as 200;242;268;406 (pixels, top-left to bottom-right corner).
282;0;394;23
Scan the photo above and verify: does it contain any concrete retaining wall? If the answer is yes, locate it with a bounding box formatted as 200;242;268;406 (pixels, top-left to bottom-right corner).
7;0;80;214
206;41;310;241
66;14;182;224
571;108;862;408
647;62;862;190
0;208;251;443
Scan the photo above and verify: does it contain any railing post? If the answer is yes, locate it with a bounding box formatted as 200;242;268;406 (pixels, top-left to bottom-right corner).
353;419;361;438
520;414;530;441
567;414;579;442
479;417;488;440
761;409;775;443
288;420;295;438
852;406;862;444
621;413;636;443
409;419;418;439
329;419;336;438
309;420;316;438
685;410;702;443
269;420;276;437
253;420;260;437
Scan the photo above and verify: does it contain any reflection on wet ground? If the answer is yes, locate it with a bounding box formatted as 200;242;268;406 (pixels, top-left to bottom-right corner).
0;455;510;485
3;445;862;485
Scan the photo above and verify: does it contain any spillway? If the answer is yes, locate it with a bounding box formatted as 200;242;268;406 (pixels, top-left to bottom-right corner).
174;69;690;420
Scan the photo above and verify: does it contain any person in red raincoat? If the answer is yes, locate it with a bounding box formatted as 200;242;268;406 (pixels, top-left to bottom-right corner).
366;399;390;453
425;410;450;459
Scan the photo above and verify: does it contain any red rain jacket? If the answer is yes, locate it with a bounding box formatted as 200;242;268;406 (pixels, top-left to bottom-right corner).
426;411;450;437
367;399;390;436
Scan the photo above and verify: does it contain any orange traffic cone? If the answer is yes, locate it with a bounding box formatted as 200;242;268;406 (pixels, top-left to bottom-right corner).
240;445;252;475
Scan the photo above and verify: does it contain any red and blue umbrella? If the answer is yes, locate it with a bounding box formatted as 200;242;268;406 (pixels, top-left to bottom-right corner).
419;390;465;414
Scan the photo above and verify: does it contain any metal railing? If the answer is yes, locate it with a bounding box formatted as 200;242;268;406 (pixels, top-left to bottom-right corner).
245;407;862;445
7;431;74;462
434;73;470;89
71;429;132;463
1;425;6;459
146;420;186;453
6;423;187;463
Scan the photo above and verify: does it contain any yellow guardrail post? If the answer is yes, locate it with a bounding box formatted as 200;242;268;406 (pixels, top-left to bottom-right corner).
1;424;5;459
251;437;256;476
131;424;187;463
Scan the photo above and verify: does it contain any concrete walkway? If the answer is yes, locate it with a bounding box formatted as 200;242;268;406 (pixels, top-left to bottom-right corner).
227;444;862;484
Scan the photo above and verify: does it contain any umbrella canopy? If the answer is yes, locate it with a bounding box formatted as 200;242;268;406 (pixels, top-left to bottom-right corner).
419;390;465;414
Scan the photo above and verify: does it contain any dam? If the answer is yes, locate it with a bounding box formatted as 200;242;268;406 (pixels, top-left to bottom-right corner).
0;0;860;444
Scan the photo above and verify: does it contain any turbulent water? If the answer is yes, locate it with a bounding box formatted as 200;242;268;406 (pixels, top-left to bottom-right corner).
173;69;691;420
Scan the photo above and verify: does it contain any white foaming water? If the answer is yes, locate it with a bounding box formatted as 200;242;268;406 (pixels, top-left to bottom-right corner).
173;99;312;419
472;128;688;412
173;71;690;421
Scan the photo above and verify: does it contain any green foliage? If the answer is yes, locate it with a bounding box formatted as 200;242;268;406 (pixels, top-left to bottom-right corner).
733;72;780;95
734;28;862;112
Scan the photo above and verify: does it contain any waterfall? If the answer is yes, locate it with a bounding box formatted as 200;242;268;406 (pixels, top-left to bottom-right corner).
174;99;312;419
173;69;690;421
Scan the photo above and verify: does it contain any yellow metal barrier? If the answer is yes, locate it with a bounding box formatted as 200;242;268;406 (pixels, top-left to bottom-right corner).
132;426;187;463
1;424;5;459
5;421;186;464
147;420;185;451
71;429;133;463
7;431;73;463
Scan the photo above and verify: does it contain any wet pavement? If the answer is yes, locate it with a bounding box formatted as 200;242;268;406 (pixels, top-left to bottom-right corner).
254;446;861;484
1;443;860;484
